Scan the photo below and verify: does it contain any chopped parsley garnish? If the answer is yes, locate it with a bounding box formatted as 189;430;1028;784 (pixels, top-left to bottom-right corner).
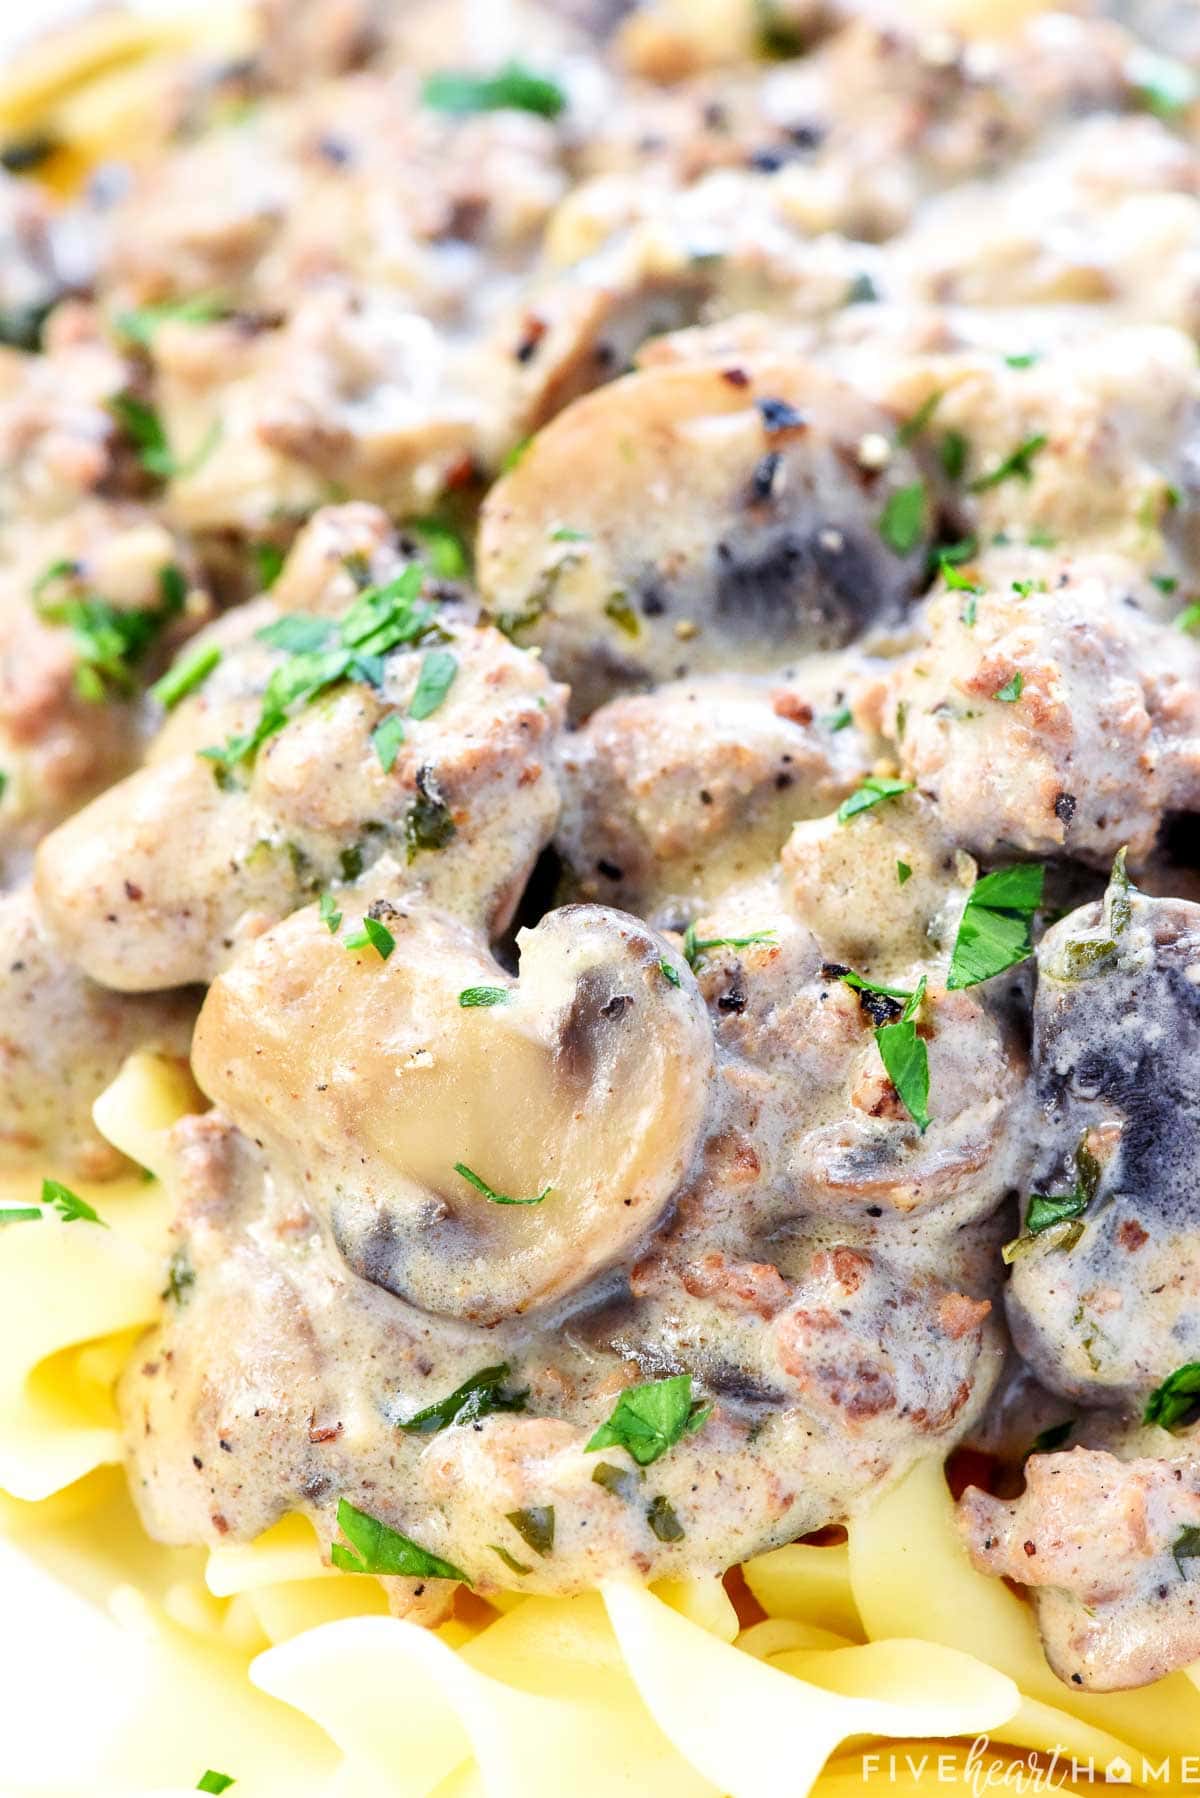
344;915;395;960
994;672;1023;703
550;525;589;543
423;63;566;120
150;642;221;710
659;957;682;987
1152;573;1179;595
646;1496;685;1543
946;864;1044;989
1004;1142;1101;1265
878;481;926;554
1003;352;1040;370
318;891;342;933
1176;603;1200;634
1024;1189;1089;1236
1174;1526;1200;1577
896;390;941;445
505;1506;555;1557
940;559;981;594
1145;1363;1200;1433
591;1461;641;1502
458;985;510;1007
196;1775;235;1795
1053;849;1135;981
1029;1419;1074;1456
163;1249;195;1304
825;704;852;732
331;1497;469;1582
453;1162;550;1207
409;649;458;720
872;976;930;1134
938;430;968;483
409;518;469;580
109;393;221;480
0;1207;42;1225
251;542;284;591
1011;578;1045;599
114;294;228;347
35;560;187;703
585;1373;711;1468
604;592;641;638
406;785;457;860
41;1178;107;1226
489;1543;533;1577
837;776;913;824
681;925;776;970
896;860;912;885
201;566;436;771
969;434;1047;493
396;1364;528;1434
371;713;406;772
1127;47;1198;119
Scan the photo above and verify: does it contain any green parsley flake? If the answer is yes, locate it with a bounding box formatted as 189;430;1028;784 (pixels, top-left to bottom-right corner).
825;704;853;732
453;1162;551;1207
873;975;930;1133
318;891;342;934
344;915;395;960
837;776;913;824
1003;352;1040;369
409;518;469;580
938;430;968;483
196;1775;235;1795
591;1460;641;1502
1127;47;1198;119
969;433;1047;493
1145;1363;1200;1433
42;1178;106;1226
1176;603;1200;634
251;542;284;591
331;1496;469;1582
114;294;228;347
505;1505;555;1558
550;525;589;543
371;713;406;772
409;649;458;720
150;642;221;711
946;864;1044;990
878;481;926;554
659;957;682;987
396;1364;527;1434
896;390;941;445
35;560;187;704
585;1373;711;1468
646;1496;685;1543
423;63;566;119
202;566;435;772
896;860;912;885
110;393;221;480
0;1207;43;1225
681;925;776;970
994;672;1024;703
489;1543;533;1577
1175;1526;1200;1577
458;985;510;1007
1029;1420;1074;1456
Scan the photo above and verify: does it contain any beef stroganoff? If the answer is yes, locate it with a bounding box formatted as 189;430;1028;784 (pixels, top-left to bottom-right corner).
4;0;1200;1791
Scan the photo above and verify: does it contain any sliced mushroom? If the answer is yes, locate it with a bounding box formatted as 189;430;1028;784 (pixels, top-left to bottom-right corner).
476;358;932;716
192;901;715;1323
1006;878;1200;1406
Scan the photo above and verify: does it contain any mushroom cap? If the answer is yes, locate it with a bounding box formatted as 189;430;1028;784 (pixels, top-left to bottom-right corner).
477;358;931;716
192;900;715;1324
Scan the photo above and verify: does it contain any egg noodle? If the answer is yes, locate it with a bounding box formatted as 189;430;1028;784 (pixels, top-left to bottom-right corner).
2;2;1200;1794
